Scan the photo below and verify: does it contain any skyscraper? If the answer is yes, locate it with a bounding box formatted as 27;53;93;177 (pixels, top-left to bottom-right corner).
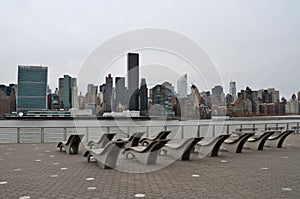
229;81;237;100
17;65;48;114
115;77;126;111
177;74;187;98
58;77;64;107
127;53;139;111
140;78;148;115
58;75;78;110
86;84;98;104
105;74;113;112
212;85;224;104
71;85;79;109
63;75;71;110
150;82;176;117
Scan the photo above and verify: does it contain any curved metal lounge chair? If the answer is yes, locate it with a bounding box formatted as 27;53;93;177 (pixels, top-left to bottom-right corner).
83;141;126;169
265;130;294;148
140;131;172;146
57;134;84;154
117;132;145;148
245;131;275;150
222;133;255;153
87;133;116;149
195;134;231;157
162;137;203;160
124;139;169;165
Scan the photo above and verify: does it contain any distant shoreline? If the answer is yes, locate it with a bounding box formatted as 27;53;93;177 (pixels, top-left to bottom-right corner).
229;115;300;121
1;115;300;121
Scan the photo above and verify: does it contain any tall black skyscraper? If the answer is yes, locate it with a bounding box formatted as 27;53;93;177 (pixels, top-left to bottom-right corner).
105;74;113;112
140;78;148;115
127;53;139;111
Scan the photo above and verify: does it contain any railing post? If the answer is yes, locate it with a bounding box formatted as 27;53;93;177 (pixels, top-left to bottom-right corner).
286;123;289;131
181;126;184;139
164;126;167;132
107;127;110;134
86;127;89;142
227;125;230;135
146;126;149;137
17;128;20;143
212;125;215;137
197;125;200;137
265;123;267;131
41;128;44;143
63;128;67;141
297;123;299;134
127;127;130;138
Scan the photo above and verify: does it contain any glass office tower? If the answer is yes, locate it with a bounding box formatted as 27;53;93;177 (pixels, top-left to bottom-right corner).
177;74;188;98
17;65;48;114
127;53;139;111
229;81;237;100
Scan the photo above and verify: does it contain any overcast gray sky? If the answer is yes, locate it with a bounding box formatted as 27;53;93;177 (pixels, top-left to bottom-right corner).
1;0;300;98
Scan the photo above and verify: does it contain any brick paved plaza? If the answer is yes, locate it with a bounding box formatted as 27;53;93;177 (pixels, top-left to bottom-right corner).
0;134;300;199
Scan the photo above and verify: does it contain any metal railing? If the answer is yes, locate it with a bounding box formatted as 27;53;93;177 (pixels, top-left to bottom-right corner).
0;121;299;144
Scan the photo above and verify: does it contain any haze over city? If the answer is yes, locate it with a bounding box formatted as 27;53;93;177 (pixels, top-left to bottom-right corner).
1;0;300;98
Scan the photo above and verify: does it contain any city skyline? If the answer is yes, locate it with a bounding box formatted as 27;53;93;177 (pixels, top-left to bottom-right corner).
1;65;300;100
1;61;300;117
0;1;300;98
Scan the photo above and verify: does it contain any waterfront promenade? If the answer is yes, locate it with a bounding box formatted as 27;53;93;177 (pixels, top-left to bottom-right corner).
0;134;299;199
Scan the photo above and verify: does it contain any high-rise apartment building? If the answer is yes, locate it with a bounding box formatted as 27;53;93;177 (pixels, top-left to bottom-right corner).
229;81;237;100
17;65;48;114
177;74;187;98
0;85;16;116
150;82;176;117
257;88;280;103
267;88;280;103
127;53;139;111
